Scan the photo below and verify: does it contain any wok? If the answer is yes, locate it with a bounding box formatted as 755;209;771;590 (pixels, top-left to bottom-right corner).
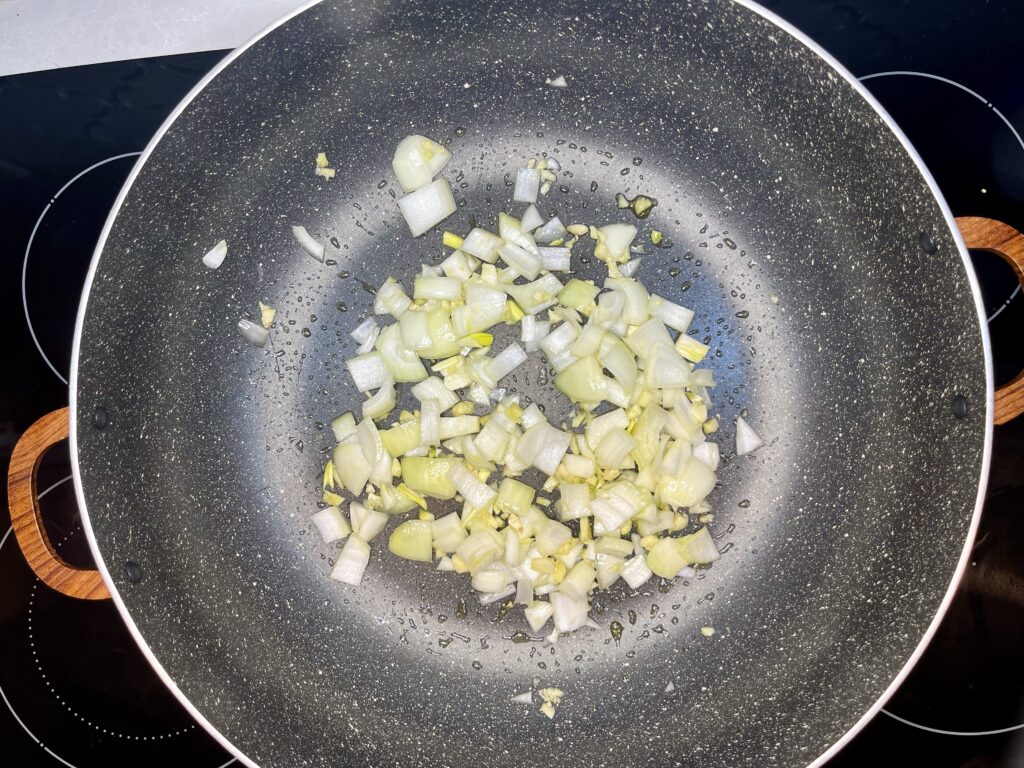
9;0;1024;766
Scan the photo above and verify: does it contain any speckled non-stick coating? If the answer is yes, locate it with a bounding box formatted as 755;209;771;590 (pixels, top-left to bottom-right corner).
72;0;988;766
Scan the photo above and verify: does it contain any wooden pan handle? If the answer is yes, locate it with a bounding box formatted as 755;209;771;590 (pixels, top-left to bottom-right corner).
955;217;1024;425
7;407;110;600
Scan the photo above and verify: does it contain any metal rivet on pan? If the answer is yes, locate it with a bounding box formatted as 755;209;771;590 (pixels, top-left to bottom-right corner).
92;406;108;429
951;394;968;418
918;231;938;255
123;561;143;583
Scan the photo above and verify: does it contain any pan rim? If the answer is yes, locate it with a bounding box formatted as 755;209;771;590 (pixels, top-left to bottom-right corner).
67;2;994;767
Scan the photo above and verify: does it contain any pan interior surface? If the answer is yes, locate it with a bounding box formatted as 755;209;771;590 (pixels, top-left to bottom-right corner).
73;0;988;766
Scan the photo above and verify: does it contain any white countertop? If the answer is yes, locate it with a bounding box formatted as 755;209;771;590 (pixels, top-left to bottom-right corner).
0;0;311;77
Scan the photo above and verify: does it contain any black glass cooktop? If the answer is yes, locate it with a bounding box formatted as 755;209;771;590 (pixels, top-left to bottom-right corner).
1;2;1022;766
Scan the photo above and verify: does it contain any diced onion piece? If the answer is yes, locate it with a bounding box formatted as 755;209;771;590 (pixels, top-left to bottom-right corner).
621;554;653;588
545;75;568;88
736;415;765;455
380;419;421;457
550;591;588;632
648;294;695;333
398;178;457;237
419;399;441;446
411;377;460;414
238;319;269;347
647;536;687;578
516;422;571;476
456;529;503;571
678;527;720;565
658;457;716;509
693;441;720;471
558;279;599;314
392;134;452;193
472;565;509;593
538;246;571;272
292;225;325;262
362;380;396;421
400;456;459;499
414;275;461;300
259;302;276;329
498;242;542;281
586;408;629;454
333;442;371;496
596;552;625;589
398;309;431;351
525;600;554;632
534;216;567;244
448;462;497;510
374;277;412;318
202;239;227;269
498;212;540;255
560;453;595;478
350;317;378;345
596;428;637;468
520;315;550;353
460;228;503;263
496;478;535;517
507;274;563;315
479;584;516;605
555;356;610;404
487;343;528;385
675;333;709;362
350;502;388;542
376;324;428;382
440;250;473;279
513;168;541;203
432;513;468;554
438;415;480;439
389;519;433;561
331;412;357;442
595;223;637;264
311;506;351;543
556;483;591;521
535;518;572;556
644;346;692;389
331;536;370;585
345;350;390;392
520;204;544;232
473;418;510;461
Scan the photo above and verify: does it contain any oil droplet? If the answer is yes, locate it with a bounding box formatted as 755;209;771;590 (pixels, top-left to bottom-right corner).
738;499;751;508
668;267;680;277
735;310;749;319
620;168;630;176
632;156;643;166
610;620;624;643
590;180;599;192
338;270;351;278
510;631;532;643
454;127;466;137
456;599;467;618
472;660;483;670
301;328;312;337
336;301;348;312
681;281;692;292
438;637;454;648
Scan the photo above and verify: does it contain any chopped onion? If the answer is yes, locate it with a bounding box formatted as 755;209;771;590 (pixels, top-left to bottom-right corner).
487;343;528;384
432;513;468;553
292;225;325;262
346;351;390;392
311;506;351;543
515;422;571;475
538;246;571;272
520;315;550;353
389;519;433;561
460;228;503;263
331;536;370;585
534;216;567;244
498;212;540;255
392;134;452;193
448;461;497;510
735;415;765;455
398;178;457;237
414;276;461;300
374;277;412;318
331;412;357;442
693;441;720;471
362;380;396;420
202;239;227;269
499;242;542;281
513;168;541;203
545;75;568;88
350;317;378;345
648;294;695;333
621;554;653;588
520;204;544;232
550;591;588;632
237;319;269;347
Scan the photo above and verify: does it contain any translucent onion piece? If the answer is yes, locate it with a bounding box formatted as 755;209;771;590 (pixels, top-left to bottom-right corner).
311;506;350;543
735;415;765;455
292;225;325;262
398;178;457;237
202;239;227;269
392;134;452;193
513;168;541;203
237;319;269;347
520;204;544;232
331;536;370;585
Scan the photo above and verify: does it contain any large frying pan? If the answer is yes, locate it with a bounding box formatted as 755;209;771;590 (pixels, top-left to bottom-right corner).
9;0;1024;766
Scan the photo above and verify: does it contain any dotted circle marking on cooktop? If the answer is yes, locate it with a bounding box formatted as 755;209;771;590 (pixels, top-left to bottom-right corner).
859;70;1024;323
21;152;141;386
0;476;238;767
